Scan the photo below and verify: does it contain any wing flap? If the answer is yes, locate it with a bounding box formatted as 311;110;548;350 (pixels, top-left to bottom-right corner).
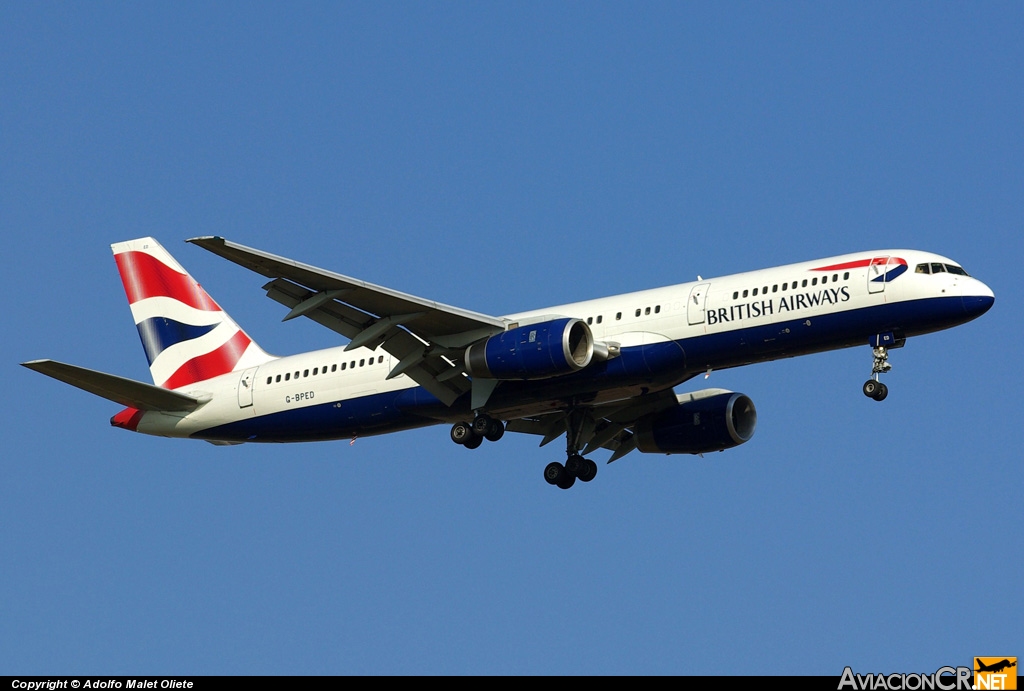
505;389;681;461
188;237;507;407
260;277;470;406
22;359;203;411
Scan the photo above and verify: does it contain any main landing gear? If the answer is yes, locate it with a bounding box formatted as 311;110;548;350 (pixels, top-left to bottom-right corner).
862;340;893;402
450;408;598;490
544;454;597;490
450;414;505;450
543;408;597;490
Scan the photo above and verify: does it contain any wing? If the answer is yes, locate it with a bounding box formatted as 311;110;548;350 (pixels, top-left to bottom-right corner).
187;236;508;406
506;388;682;462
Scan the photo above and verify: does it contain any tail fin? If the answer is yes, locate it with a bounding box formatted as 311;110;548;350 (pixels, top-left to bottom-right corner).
111;237;274;389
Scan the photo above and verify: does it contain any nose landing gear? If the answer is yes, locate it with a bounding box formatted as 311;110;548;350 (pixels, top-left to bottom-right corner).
862;334;902;401
862;375;888;401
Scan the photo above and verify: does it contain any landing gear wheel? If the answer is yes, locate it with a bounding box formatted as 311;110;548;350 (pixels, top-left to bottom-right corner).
472;415;493;437
450;421;473;445
484;419;505;442
872;382;888;401
556;473;576;490
565;453;586;477
544;462;565;486
464;434;483;449
863;380;889;401
577;459;598;483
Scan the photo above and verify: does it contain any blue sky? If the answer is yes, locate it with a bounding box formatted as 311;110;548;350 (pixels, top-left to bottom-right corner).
2;2;1020;675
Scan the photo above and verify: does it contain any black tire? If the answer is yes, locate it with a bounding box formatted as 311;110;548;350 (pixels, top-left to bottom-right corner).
472;415;492;437
464;434;483;449
577;459;598;483
484;419;505;442
863;380;879;398
565;453;586;476
450;421;473;445
544;461;565;485
556;473;576;490
873;382;888;401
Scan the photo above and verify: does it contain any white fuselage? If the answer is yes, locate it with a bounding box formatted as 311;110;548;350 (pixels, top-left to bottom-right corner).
131;249;993;442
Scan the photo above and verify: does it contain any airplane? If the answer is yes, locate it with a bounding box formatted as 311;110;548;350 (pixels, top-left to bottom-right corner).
975;659;1016;674
22;237;994;489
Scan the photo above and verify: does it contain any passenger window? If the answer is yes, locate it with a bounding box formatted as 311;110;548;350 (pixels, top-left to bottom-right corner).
782;282;788;291
597;315;603;324
811;277;817;286
587;317;592;325
276;375;281;382
616;312;622;320
341;363;346;371
772;285;778;293
655;305;660;314
733;291;738;299
742;290;748;298
802;279;808;287
378;356;384;363
635;309;641;317
752;288;758;296
644;307;651;315
285;373;291;381
266;377;272;385
294;371;300;379
843;272;849;280
303;369;309;377
832;274;838;282
360;359;365;367
762;286;767;294
331;364;337;372
313;367;318;376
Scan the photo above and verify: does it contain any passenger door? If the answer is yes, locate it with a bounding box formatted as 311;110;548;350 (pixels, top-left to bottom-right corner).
687;283;710;325
237;367;259;408
867;256;890;294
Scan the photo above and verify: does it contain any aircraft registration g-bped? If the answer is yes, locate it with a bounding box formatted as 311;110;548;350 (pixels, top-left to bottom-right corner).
23;237;993;489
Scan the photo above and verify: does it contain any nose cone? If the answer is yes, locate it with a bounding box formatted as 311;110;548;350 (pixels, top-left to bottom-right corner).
962;280;995;319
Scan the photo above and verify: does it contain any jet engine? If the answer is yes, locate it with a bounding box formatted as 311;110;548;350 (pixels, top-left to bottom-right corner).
465;318;594;380
634;390;757;454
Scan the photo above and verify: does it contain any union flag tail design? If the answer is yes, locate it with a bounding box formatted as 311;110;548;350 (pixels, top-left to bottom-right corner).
111;237;274;389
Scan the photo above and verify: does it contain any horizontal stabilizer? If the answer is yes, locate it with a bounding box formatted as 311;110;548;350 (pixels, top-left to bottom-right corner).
21;359;203;412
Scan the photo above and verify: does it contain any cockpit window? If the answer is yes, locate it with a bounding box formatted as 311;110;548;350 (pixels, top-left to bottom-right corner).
916;262;970;277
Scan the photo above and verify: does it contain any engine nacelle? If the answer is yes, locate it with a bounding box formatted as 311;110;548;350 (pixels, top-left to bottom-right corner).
634;390;757;455
465;318;594;380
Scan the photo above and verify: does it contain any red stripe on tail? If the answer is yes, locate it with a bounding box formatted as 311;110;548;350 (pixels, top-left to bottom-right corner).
160;330;252;389
115;251;222;311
